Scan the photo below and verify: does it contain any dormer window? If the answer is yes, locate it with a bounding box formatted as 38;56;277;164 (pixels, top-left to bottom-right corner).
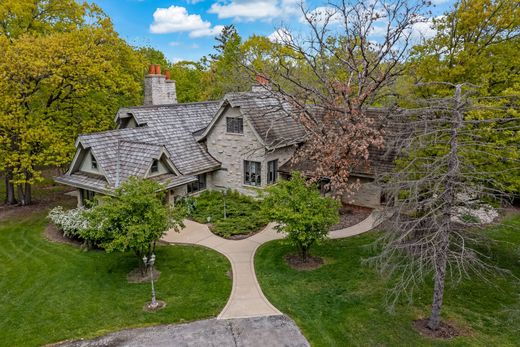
91;154;97;170
226;117;243;134
151;159;159;173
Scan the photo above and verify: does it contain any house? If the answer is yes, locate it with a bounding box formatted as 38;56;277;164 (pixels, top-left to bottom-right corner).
55;65;388;207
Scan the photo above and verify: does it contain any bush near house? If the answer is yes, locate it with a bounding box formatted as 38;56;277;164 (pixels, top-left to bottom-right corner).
181;190;268;238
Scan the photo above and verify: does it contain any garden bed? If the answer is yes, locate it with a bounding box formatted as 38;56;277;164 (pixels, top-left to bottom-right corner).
180;190;268;239
329;204;372;231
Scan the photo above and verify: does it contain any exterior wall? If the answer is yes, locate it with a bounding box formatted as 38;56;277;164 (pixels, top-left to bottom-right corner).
79;149;100;175
205;106;296;196
147;158;170;177
340;176;381;208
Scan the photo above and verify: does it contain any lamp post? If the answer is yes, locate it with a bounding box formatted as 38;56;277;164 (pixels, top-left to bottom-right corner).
142;253;158;309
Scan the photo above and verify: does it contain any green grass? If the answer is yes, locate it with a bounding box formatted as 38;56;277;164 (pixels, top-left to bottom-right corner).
255;215;520;346
182;190;268;237
0;211;231;346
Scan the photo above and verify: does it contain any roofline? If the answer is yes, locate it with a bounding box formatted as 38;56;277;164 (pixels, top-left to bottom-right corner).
54;176;113;196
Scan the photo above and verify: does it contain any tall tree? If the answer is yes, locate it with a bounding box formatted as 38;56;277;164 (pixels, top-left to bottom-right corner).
409;0;520;194
373;84;518;331
264;0;430;195
203;25;250;99
0;1;144;205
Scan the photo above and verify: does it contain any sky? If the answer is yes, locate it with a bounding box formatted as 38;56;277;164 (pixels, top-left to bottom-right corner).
96;0;455;63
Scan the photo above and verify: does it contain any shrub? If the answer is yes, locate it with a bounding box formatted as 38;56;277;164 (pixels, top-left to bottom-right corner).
262;172;340;261
178;189;268;237
47;206;88;238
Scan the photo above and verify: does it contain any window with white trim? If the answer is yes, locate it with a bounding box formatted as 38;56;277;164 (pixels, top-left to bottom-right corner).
244;161;261;186
226;117;243;134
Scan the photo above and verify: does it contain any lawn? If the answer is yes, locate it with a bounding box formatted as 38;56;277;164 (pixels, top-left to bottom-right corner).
0;210;232;346
255;214;520;346
182;190;268;238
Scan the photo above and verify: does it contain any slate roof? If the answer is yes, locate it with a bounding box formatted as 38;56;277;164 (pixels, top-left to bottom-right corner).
201;91;307;149
55;172;110;194
116;101;220;134
77;125;220;186
278;108;398;177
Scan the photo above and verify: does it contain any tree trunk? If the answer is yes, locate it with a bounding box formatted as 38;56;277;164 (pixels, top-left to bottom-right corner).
427;230;449;330
5;172;17;205
428;85;463;331
17;182;32;206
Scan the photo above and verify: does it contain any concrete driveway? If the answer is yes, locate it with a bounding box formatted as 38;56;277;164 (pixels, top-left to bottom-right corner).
53;315;309;347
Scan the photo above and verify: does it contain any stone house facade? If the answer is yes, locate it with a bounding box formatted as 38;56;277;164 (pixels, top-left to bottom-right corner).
55;65;385;207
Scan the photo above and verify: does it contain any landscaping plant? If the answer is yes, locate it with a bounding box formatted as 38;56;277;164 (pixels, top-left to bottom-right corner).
262;172;339;261
81;177;185;274
180;189;268;238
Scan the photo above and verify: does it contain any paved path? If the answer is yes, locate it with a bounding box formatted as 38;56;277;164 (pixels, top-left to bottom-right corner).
162;210;383;319
54;315;309;347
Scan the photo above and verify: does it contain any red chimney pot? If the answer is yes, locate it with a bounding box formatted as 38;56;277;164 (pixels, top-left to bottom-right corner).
155;64;161;75
255;74;269;86
165;70;171;80
148;64;156;75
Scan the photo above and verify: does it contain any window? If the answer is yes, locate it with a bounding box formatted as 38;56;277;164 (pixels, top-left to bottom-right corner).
226;117;243;134
267;159;278;184
188;173;207;194
244;161;261;186
151;159;159;173
91;154;97;170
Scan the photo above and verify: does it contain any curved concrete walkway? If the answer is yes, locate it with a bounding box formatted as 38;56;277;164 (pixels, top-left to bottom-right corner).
162;210;383;320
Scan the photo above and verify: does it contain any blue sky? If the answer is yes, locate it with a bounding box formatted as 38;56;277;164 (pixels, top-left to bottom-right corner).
96;0;455;63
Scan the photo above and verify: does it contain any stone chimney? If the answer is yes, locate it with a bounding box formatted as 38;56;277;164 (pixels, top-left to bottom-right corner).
144;64;177;105
252;73;270;93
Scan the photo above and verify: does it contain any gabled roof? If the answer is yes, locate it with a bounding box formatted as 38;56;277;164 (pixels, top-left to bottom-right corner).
199;91;307;149
116;101;220;134
76;125;219;186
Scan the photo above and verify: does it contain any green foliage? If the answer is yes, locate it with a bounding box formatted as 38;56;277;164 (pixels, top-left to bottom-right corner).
0;0;146;203
0;211;231;346
400;0;520;194
255;214;520;346
262;172;340;260
179;189;267;238
81;178;185;260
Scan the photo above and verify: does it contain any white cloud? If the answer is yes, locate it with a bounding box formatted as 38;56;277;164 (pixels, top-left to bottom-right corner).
190;43;200;48
209;0;280;21
409;17;438;40
208;0;301;21
150;6;222;37
299;6;343;25
189;25;224;38
168;41;181;46
268;28;292;43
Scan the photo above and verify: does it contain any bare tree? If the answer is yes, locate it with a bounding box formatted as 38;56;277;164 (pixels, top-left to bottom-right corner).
260;0;430;194
372;83;519;331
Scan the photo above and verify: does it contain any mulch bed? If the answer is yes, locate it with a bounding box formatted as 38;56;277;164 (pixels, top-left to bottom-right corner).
284;254;325;271
43;223;82;247
207;222;267;240
413;319;461;339
330;204;373;231
127;268;161;284
143;300;166;312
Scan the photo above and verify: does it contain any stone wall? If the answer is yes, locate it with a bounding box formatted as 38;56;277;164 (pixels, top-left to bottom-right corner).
340;176;382;208
206;106;296;196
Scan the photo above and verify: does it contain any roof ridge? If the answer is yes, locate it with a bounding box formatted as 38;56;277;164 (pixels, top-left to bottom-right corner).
120;100;222;111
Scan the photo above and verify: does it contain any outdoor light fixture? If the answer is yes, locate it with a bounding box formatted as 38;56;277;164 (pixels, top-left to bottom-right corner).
142;253;158;309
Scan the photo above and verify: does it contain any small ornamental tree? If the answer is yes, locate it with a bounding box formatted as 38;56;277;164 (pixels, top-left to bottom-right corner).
81;177;185;274
262;172;339;261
